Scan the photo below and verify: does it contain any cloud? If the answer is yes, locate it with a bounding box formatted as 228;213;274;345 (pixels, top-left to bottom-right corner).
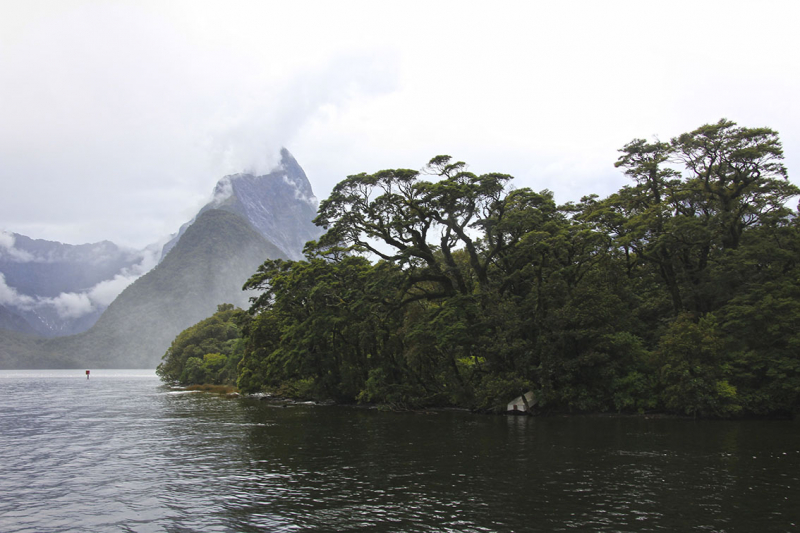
49;291;93;319
204;50;399;179
281;174;318;207
210;175;234;207
87;276;135;308
0;273;36;309
0;3;401;248
0;230;35;262
86;247;159;307
0;246;160;319
0;230;12;250
3;1;797;253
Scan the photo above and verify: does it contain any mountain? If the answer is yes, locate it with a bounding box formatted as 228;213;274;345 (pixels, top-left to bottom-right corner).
160;148;319;261
0;305;38;337
0;209;287;369
43;209;287;368
0;233;153;337
0;149;323;369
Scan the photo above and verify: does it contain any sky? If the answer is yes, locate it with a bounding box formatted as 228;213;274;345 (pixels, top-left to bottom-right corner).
2;0;799;249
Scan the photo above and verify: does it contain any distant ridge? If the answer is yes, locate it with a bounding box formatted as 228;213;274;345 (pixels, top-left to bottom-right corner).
0;233;148;337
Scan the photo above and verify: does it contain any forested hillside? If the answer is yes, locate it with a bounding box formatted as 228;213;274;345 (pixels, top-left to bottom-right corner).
162;120;800;417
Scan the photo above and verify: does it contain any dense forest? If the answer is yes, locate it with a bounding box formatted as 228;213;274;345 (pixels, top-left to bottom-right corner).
158;120;800;417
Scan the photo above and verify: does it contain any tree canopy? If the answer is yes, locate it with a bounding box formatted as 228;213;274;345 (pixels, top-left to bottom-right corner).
156;303;245;385
160;119;800;418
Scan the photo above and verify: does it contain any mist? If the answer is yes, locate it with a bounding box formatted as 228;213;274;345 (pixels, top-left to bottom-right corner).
1;1;798;251
0;243;159;320
0;2;399;249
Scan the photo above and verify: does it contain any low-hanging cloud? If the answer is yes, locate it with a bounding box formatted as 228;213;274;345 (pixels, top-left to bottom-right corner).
209;175;234;207
0;246;160;320
173;50;398;222
0;273;36;310
281;174;318;207
206;50;399;179
49;291;94;319
0;230;35;263
87;248;157;307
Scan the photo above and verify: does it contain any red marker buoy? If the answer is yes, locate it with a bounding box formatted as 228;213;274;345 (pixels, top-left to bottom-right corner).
86;370;90;379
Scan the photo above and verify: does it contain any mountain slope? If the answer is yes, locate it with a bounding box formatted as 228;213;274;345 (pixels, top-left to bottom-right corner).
45;209;286;368
0;329;62;369
0;305;38;337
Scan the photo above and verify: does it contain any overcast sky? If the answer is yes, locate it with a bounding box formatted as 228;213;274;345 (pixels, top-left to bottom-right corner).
2;0;799;249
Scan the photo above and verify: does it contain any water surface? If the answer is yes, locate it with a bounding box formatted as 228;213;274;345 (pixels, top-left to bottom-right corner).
0;370;797;532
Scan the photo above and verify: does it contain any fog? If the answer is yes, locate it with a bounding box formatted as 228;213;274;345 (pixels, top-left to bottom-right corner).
1;1;799;249
0;230;159;319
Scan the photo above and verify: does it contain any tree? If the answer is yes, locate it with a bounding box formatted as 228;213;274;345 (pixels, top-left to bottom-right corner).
156;304;243;385
672;119;792;251
601;119;798;316
716;217;800;414
228;128;798;417
656;313;741;417
238;252;409;401
314;156;531;299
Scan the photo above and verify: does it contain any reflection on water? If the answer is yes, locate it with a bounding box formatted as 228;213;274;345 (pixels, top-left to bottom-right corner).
0;370;798;532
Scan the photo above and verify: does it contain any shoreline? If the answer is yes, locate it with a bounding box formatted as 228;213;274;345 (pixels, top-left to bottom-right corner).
176;386;798;421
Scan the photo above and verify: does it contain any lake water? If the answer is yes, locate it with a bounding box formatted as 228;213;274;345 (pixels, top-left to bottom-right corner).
0;370;797;532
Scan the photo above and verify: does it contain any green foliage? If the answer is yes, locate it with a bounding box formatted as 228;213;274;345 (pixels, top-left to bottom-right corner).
156;303;244;386
179;357;204;384
177;119;800;418
357;367;429;410
656;313;741;417
717;229;800;414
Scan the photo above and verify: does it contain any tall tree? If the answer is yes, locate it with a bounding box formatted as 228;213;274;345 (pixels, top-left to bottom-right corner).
672;119;792;251
314;156;528;299
601;119;797;315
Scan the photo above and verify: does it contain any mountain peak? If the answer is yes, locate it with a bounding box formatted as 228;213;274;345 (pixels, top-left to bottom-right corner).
213;148;317;209
160;149;322;262
277;148;315;202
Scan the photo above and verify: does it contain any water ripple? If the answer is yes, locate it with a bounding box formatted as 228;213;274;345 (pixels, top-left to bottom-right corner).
1;371;798;532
